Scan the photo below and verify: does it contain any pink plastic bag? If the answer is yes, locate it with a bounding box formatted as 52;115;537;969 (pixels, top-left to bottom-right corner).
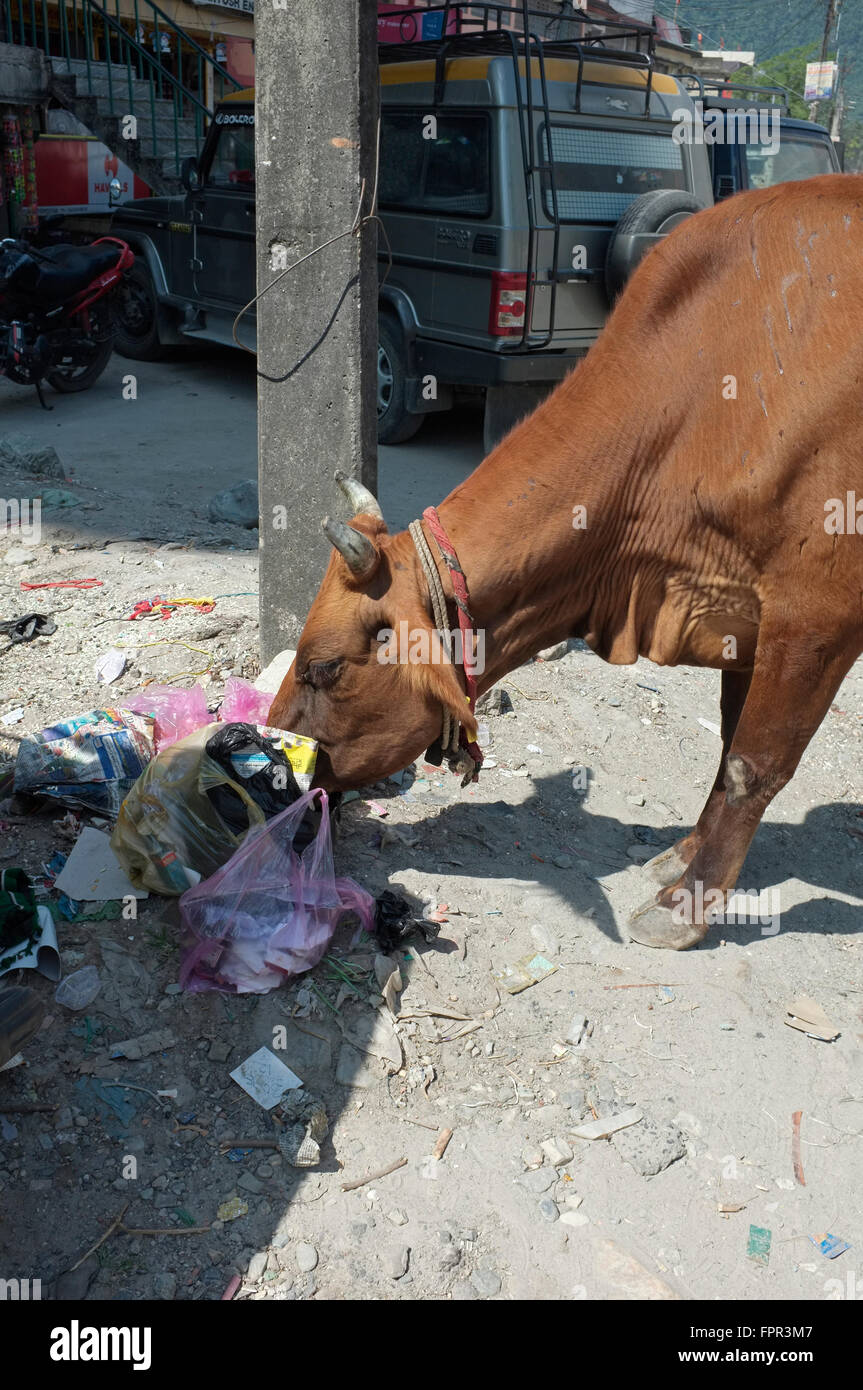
122;684;210;751
122;678;273;753
220;677;273;726
178;788;374;994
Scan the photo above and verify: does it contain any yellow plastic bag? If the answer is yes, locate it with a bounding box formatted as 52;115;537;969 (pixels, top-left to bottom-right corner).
111;723;267;895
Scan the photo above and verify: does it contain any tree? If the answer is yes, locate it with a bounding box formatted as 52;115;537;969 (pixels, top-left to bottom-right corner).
733;42;822;120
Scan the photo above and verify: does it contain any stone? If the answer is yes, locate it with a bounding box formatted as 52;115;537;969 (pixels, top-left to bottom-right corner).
3;547;38;566
0;434;64;477
553;854;573;870
247;1252;268;1282
439;1245;461;1270
296;1242;318;1273
54;1254;98;1300
388;1208;408;1227
560;1211;590;1228
560;1089;587;1117
564;1192;584;1210
612;1117;686;1177
208;1040;233;1062
530;923;559;956
519;1166;557;1194
541;1137;574;1167
627;845;654;864
522;1146;544;1170
238;1172;265;1195
594;1238;680;1300
153;1272;177;1299
387;1245;410;1280
627;794;646;807
538;1198;560;1223
537;640;571;661
451;1280;478;1300
208;479;259;529
470;1268;502;1298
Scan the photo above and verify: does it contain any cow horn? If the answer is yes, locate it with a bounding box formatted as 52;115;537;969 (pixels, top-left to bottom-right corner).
322;516;379;579
334;469;383;521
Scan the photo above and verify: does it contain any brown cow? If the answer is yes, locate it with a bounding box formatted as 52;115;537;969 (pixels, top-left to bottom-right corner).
269;175;863;950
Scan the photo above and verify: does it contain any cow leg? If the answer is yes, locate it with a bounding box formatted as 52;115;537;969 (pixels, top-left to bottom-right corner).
629;628;860;950
643;669;752;886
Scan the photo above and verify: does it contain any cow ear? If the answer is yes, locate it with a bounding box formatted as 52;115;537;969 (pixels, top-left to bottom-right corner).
420;658;479;743
399;617;478;742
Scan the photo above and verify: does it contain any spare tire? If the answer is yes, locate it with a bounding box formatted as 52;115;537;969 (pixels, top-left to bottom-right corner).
605;190;704;303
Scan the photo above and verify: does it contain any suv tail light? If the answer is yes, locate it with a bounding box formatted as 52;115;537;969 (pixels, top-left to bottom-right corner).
489;271;528;337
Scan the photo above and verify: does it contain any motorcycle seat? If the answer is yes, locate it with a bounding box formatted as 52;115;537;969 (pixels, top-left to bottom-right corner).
30;243;121;306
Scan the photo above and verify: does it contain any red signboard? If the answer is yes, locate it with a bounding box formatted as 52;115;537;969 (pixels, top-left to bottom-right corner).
35;136;150;216
378;3;458;43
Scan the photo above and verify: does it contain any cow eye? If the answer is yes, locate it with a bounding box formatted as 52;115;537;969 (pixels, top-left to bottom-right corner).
304;659;342;690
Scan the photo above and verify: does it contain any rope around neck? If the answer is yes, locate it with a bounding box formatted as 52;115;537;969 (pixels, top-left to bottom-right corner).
408;517;458;756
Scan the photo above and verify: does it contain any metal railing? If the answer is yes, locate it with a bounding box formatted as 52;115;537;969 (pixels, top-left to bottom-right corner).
2;0;242;174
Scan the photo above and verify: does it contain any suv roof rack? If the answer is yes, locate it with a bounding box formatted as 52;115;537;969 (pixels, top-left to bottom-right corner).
678;73;790;113
378;2;666;354
380;2;657;115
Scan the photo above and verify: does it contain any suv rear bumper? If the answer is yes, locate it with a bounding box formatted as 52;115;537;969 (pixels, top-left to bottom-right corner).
414;338;586;387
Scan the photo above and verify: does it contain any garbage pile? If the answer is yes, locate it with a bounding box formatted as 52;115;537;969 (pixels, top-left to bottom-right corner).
0;675;371;1015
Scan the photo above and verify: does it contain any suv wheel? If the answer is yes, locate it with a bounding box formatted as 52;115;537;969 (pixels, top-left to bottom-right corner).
377;319;425;446
605;190;704;303
113;261;166;361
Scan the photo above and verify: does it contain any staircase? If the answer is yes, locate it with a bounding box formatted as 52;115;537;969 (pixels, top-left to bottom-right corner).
4;0;242;194
50;57;202;192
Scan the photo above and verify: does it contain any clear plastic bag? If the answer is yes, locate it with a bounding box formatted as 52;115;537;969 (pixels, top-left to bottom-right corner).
179;788;374;995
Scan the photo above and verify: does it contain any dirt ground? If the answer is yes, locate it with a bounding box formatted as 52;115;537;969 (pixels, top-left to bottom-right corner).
1;404;862;1303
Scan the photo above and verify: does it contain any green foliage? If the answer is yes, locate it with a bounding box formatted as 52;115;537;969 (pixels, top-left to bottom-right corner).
734;42;823;120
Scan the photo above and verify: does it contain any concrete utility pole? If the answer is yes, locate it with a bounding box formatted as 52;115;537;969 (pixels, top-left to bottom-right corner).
256;0;379;664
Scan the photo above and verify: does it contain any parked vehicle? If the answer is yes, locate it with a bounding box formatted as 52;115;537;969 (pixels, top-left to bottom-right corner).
679;77;841;203
0;236;133;406
111;5;715;448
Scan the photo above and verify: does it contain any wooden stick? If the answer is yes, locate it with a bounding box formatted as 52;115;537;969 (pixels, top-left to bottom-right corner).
0;1103;56;1113
433;1128;453;1161
791;1110;806;1186
340;1157;407;1191
219;1138;279;1150
69;1204;129;1272
123;1224;210;1237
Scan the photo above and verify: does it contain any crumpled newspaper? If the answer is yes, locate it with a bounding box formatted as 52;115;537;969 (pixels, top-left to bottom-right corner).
275;1089;329;1167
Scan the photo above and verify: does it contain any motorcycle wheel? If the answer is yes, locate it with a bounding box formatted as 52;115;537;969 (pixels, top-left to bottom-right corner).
46;333;114;393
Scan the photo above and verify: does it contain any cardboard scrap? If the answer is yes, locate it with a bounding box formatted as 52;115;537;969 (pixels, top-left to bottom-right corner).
811;1232;851;1260
110;1028;176;1061
229;1047;303;1109
570;1106;643;1140
493;953;558;995
784;996;840;1042
747;1225;772;1265
54;827;148;903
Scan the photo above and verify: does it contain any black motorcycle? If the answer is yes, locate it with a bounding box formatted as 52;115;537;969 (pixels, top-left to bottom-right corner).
0;235;135;408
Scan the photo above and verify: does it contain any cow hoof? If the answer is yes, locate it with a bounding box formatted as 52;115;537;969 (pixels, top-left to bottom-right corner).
628;898;708;951
642;843;690;887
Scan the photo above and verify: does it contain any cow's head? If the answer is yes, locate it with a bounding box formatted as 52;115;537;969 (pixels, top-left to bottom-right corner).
266;473;477;790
